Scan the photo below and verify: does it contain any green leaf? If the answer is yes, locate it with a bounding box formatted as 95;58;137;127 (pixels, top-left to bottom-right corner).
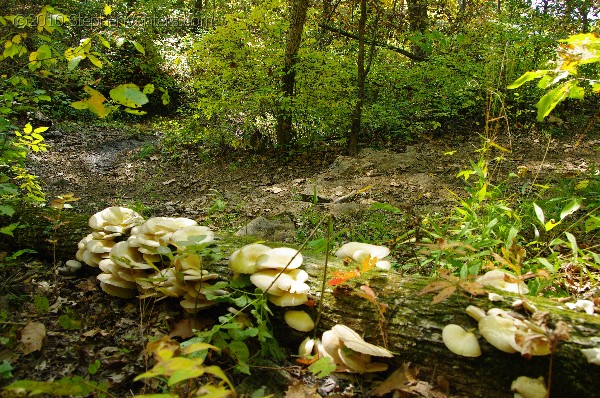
143;84;155;94
110;84;149;108
370;202;403;214
161;89;170;105
124;108;147;115
88;359;101;375
536;81;574;121
564;232;578;261
34;295;49;314
131;40;145;55
584;215;600;232
560;198;581;220
507;70;549;89
533;203;545;225
537;257;555;273
203;365;235;390
0;360;13;379
308;356;336;378
68;56;84;71
5;376;107;396
0;204;15;216
87;53;102;68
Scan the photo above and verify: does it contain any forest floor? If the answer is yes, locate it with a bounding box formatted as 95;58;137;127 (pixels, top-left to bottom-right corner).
1;121;600;397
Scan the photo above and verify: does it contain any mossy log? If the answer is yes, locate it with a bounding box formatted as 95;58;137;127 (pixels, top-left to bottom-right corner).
2;208;600;397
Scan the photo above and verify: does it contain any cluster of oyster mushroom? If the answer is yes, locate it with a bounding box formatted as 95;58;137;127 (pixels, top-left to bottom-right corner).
229;243;310;307
74;207;221;313
442;303;554;359
298;325;393;373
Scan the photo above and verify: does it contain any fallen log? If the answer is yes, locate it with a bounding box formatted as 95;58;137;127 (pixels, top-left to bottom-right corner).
2;209;599;397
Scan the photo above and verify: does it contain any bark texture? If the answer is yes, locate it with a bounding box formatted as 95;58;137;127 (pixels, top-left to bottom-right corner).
3;208;600;397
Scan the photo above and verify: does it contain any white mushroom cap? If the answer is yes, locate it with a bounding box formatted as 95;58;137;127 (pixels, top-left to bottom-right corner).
284;310;315;332
466;305;487;322
581;348;600;365
140;217;198;234
228;243;272;274
99;282;135;299
331;325;393;357
298;337;317;359
89;207;143;230
511;376;548;398
336;242;390;260
476;269;529;294
268;292;308;307
256;247;303;270
171;225;214;246
321;330;343;365
478;315;518;353
566;299;595;315
86;239;115;254
110;241;154;269
442;324;482;357
250;270;292;295
97;273;137;289
180;298;216;313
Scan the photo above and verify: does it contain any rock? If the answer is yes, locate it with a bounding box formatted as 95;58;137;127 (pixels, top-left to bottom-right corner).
235;216;296;242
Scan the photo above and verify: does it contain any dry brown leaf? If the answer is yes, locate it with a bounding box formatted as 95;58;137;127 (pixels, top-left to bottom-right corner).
371;363;419;396
432;285;457;304
169;318;195;339
81;328;109;338
418;281;452;296
459;280;485;296
21;321;46;355
284;380;319;398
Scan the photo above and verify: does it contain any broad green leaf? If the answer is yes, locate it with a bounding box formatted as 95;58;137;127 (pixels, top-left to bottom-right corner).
204;365;235;390
110;84;148;108
536;81;572;121
537;257;555;273
575;179;590;189
507;70;549;89
585;216;600;232
168;367;205;386
131;40;145;55
68;56;84;71
70;100;89;110
135;394;179;398
181;342;219;355
560;198;581;220
593;82;600;93
533;203;545;225
564;232;578;260
98;35;110;48
308;356;337;378
143;83;155;94
87;53;102;68
0;204;15;216
568;84;585;99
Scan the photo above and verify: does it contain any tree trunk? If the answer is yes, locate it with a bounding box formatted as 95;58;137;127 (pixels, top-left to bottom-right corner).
347;0;367;157
4;209;600;397
407;0;428;59
275;0;310;149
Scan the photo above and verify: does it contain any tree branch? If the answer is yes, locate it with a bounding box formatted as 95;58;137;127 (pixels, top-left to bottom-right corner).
318;23;426;61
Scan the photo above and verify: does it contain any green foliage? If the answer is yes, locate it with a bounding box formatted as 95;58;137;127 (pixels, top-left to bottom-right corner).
192;277;285;375
0;360;13;379
134;337;234;397
509;33;600;121
4;376;109;397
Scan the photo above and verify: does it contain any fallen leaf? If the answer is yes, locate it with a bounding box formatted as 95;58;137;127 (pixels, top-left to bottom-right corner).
284;380;319;398
21;321;46;354
81;328;109;338
169;318;195;339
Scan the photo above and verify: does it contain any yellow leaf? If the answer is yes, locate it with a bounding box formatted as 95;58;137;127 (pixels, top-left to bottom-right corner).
104;5;112;15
